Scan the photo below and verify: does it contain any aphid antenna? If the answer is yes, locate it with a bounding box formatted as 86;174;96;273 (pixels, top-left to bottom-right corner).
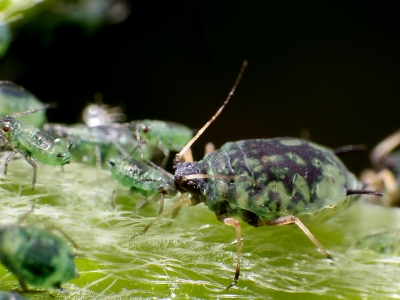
333;144;367;156
183;173;252;183
6;103;56;118
174;60;248;164
144;158;174;179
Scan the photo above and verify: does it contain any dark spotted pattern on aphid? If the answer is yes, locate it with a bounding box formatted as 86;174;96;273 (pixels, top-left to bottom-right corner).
174;138;359;225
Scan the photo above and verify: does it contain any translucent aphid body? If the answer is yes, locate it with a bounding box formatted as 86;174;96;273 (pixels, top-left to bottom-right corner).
0;205;78;292
109;155;178;212
0;117;71;189
0;82;47;128
0;226;78;290
129;120;193;153
43;123;160;167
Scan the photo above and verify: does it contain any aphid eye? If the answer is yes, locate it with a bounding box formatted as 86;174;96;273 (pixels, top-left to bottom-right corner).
57;153;64;158
3;125;9;132
161;188;167;194
142;126;149;133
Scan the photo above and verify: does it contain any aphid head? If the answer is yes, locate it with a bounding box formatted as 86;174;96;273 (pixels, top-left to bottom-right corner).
174;161;205;195
0;117;17;137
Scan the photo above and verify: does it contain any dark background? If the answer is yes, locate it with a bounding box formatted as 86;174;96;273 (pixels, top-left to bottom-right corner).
1;1;399;173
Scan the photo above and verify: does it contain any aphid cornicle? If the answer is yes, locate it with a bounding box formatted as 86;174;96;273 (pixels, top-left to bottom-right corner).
0;206;79;292
135;60;382;290
0;109;72;190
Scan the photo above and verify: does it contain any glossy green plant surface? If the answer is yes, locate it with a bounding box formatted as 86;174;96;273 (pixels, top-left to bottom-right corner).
1;153;400;299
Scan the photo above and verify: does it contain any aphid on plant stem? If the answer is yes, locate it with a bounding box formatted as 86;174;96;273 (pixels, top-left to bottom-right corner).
0;107;72;190
0;204;79;292
133;60;382;290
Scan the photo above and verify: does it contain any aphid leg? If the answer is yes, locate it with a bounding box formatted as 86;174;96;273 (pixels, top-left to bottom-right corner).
4;149;17;175
182;147;193;163
171;204;183;219
94;145;102;169
133;199;147;216
158;194;164;215
157;140;170;169
46;226;79;249
111;189;118;209
259;215;332;260
16;201;37;225
23;155;37;190
205;142;215;154
111;189;131;210
132;196;192;239
223;218;242;291
134;125;145;162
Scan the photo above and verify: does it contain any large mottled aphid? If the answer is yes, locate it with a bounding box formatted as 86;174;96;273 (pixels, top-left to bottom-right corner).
0;205;79;292
133;60;382;290
108;155;178;213
0;108;72;190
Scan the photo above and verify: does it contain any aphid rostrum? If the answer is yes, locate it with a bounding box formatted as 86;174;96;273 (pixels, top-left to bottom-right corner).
0;205;79;292
0;81;47;128
0;108;72;190
134;61;382;290
108;155;178;213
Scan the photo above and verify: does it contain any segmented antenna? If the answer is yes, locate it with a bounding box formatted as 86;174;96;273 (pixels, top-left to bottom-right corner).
174;60;248;164
6;103;54;118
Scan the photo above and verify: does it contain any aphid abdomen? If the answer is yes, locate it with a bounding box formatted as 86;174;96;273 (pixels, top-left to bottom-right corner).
18;126;71;166
0;226;78;289
110;156;176;198
202;138;360;224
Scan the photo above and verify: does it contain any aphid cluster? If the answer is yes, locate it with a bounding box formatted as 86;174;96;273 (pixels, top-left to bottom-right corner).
0;62;393;296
